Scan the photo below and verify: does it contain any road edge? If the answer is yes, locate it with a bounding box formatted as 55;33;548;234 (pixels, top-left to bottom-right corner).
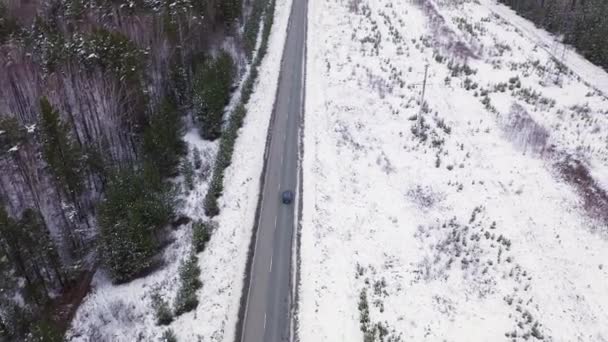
291;0;308;339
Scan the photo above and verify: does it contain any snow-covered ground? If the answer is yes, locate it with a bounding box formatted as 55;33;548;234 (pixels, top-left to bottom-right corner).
299;0;608;341
66;0;292;338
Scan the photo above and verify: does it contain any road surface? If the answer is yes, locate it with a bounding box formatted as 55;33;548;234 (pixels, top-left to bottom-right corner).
240;0;307;340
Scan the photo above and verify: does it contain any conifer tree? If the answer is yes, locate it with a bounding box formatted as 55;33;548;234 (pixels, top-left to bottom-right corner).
0;117;25;153
193;53;234;141
98;167;175;283
0;3;19;43
0;207;63;304
217;0;242;23
143;99;185;178
39;97;83;197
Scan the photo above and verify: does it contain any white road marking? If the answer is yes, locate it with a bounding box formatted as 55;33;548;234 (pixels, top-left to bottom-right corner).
270;256;273;272
274;216;278;228
264;313;267;331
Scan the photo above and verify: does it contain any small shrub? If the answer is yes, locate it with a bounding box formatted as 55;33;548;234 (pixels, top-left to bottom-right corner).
508;76;521;88
192;148;202;170
160;328;178;342
448;62;477;77
530;323;544;339
173;251;202;316
436;118;451;134
203;174;222;217
494;82;508;92
181;159;194;192
358;289;370;332
192;220;213;253
151;291;173;326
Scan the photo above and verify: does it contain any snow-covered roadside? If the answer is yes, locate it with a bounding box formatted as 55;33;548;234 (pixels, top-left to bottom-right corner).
299;0;608;341
202;0;293;337
65;0;292;338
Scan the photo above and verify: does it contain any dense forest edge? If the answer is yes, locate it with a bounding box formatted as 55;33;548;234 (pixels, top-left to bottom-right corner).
0;0;272;339
498;0;608;71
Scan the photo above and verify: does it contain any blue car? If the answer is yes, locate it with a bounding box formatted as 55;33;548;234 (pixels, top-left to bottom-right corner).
281;190;294;204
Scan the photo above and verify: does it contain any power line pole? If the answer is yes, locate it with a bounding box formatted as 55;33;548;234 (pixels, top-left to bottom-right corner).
417;64;429;136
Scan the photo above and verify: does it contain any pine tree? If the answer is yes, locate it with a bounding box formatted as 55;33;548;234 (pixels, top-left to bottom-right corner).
18;209;64;289
39;97;83;197
0;207;63;304
0;117;26;153
169;61;190;106
98;167;175;283
143;99;185;178
83;28;144;84
0;211;28;341
216;0;242;23
0;3;20;43
193;53;234;141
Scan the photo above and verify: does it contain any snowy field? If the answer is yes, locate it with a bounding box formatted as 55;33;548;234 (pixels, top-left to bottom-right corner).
65;0;292;338
299;0;608;341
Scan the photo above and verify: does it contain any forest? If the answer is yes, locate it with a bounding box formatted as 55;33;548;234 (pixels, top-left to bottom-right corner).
0;0;269;339
498;0;608;70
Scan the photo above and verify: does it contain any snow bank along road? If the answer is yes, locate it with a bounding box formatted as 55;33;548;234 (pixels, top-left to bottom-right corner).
240;0;307;340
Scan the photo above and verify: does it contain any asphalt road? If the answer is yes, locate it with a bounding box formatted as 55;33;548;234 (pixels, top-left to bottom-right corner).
240;0;307;340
